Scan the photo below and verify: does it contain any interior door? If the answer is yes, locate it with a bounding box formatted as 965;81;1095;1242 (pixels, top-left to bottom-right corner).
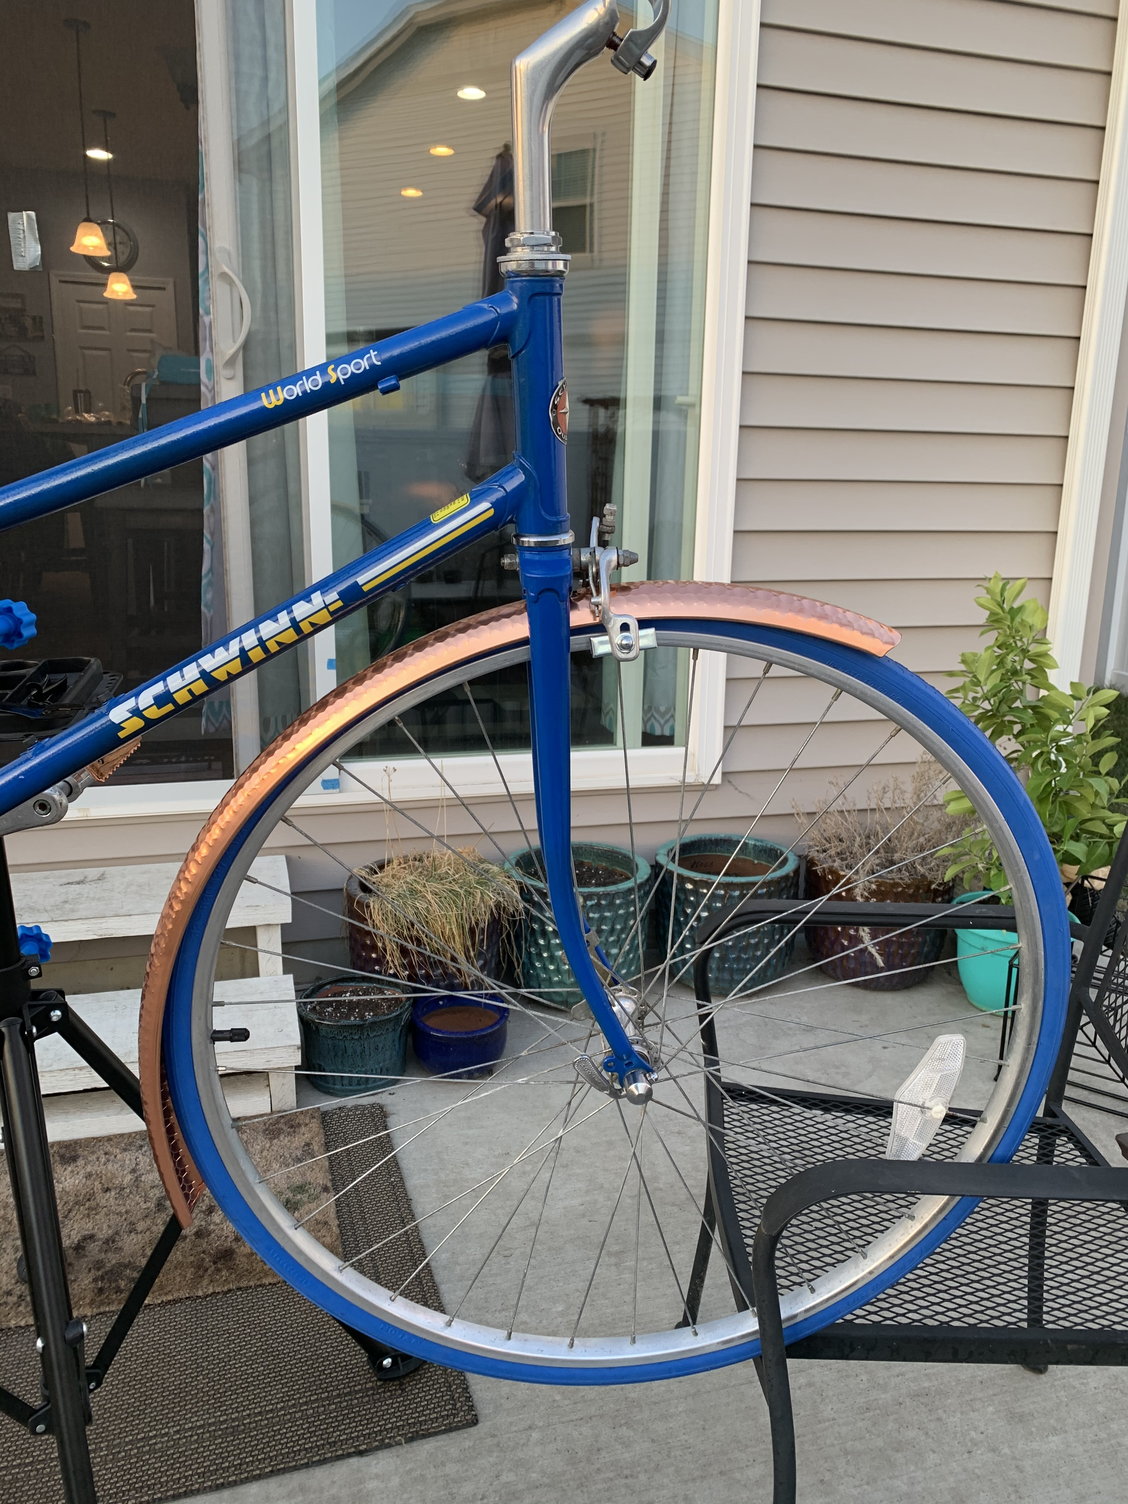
48;272;176;418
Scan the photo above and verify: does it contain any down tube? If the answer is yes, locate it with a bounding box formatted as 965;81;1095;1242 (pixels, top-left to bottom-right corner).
0;469;521;818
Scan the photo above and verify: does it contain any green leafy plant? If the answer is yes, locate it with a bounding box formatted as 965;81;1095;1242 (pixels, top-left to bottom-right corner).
945;574;1126;893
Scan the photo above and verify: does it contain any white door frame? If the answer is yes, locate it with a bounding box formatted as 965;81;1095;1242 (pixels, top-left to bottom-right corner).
1048;13;1128;686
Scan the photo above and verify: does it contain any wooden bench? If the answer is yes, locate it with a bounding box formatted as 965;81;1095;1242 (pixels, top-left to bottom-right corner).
11;856;298;1140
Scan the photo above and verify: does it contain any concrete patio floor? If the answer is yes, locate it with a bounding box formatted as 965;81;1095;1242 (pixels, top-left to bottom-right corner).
185;955;1128;1504
185;1354;1128;1503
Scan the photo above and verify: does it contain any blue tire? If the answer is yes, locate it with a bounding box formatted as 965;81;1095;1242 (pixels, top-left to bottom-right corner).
160;608;1069;1384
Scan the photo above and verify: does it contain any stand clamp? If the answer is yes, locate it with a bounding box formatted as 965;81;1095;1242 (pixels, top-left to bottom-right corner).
0;740;141;839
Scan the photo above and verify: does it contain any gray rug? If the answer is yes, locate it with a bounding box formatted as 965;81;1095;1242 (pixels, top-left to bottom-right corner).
1;1104;477;1503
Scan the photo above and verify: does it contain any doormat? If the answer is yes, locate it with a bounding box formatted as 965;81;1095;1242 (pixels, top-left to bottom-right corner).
1;1103;477;1503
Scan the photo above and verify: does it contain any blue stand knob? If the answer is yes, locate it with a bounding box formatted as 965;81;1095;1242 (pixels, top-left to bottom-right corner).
17;924;53;963
0;600;37;649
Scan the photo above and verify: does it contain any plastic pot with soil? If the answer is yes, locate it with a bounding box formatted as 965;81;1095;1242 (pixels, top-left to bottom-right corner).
653;834;800;996
297;978;413;1096
507;843;651;1009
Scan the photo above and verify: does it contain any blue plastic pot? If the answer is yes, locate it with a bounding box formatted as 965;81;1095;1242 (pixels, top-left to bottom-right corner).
954;890;1019;1013
411;993;509;1079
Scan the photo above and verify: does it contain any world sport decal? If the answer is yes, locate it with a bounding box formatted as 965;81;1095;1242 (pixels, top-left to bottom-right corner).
550;379;569;442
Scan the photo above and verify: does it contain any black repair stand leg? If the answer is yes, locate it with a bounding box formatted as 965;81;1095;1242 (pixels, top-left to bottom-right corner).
0;839;98;1504
335;1320;424;1381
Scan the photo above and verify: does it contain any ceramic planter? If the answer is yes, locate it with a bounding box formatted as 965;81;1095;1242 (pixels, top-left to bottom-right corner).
344;868;505;991
653;835;800;997
804;859;953;991
297;977;412;1096
411;993;509;1079
507;842;651;1009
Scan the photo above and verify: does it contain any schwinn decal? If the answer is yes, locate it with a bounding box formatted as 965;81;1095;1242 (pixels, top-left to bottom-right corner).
550;379;569;443
108;497;495;739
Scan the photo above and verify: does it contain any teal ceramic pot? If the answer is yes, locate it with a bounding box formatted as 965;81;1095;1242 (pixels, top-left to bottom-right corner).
654;835;800;997
953;890;1020;1013
298;977;412;1096
507;843;651;1009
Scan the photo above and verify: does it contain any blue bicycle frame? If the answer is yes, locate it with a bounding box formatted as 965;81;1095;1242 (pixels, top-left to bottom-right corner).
0;275;651;1085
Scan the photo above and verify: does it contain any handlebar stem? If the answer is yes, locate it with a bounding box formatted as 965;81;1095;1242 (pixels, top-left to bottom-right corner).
505;1;620;271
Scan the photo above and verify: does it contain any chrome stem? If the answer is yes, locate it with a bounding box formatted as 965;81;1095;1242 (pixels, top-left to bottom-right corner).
510;0;620;242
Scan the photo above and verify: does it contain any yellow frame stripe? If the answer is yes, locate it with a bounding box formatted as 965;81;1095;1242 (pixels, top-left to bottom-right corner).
361;509;494;592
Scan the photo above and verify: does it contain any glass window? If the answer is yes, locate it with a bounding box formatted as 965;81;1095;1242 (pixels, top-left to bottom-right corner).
553;147;595;255
315;0;719;762
0;1;230;782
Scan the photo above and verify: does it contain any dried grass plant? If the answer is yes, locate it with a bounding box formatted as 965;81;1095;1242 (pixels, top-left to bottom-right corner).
799;760;968;897
353;847;523;987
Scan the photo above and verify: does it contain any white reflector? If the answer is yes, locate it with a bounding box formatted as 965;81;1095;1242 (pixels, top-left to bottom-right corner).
885;1034;967;1161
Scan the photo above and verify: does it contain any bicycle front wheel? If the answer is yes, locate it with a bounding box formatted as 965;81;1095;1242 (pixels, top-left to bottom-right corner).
153;583;1069;1384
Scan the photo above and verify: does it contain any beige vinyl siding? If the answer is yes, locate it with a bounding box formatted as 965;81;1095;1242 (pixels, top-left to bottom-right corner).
731;0;1117;820
737;481;1063;531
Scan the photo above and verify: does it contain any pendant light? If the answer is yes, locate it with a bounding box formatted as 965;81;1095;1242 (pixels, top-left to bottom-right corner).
93;109;136;301
65;19;110;258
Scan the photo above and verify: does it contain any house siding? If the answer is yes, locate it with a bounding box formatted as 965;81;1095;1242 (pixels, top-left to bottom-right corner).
732;0;1118;799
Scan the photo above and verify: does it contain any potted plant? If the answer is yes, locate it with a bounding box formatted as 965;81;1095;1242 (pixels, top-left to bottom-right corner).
507;842;651;1009
653;834;800;996
945;574;1127;1008
800;762;965;990
297;977;413;1096
344;847;523;992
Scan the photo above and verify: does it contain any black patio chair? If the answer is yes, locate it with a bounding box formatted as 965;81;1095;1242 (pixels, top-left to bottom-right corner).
686;827;1128;1504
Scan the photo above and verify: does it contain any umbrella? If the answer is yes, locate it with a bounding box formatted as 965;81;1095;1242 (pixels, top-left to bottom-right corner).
464;146;515;484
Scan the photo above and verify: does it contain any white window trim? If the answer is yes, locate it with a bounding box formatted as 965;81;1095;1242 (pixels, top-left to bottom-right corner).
67;0;759;831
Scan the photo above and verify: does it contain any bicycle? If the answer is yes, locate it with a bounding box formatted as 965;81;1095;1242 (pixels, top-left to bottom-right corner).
0;0;1070;1396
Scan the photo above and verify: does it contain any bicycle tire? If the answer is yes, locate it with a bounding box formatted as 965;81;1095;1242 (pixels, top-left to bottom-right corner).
154;584;1070;1384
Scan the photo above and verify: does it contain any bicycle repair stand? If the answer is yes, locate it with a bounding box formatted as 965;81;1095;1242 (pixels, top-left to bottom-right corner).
0;650;418;1504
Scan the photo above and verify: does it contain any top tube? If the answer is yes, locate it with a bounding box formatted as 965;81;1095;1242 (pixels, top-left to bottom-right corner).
0;291;517;534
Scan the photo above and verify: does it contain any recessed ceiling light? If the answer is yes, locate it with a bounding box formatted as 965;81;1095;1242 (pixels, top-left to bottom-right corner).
400;187;423;198
85;147;113;162
429;145;455;156
456;86;486;100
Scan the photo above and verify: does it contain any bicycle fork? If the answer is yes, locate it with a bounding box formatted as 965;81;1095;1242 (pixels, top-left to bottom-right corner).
509;274;653;1098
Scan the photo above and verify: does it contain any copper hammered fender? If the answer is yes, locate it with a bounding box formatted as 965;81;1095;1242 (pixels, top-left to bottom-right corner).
139;580;899;1224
